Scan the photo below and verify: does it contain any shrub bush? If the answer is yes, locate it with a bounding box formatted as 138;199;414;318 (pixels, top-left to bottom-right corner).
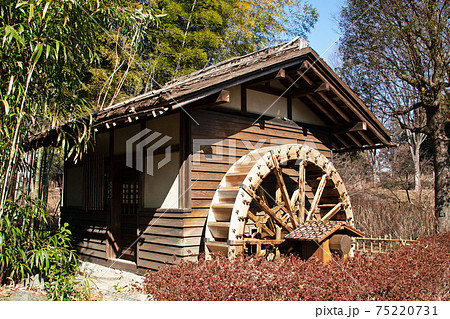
142;234;449;301
0;196;89;300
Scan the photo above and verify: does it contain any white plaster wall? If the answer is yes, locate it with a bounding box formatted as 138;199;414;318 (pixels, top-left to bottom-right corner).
247;89;288;118
144;151;180;208
292;98;326;126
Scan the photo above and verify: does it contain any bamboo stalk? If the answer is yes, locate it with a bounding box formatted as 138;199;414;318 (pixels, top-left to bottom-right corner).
0;63;37;217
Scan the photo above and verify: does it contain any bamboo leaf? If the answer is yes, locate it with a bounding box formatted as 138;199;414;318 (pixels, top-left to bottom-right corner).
55;40;61;60
42;1;51;20
46;44;51;59
31;42;44;65
15;2;27;9
7;75;14;95
3;25;25;47
2;100;10;115
29;3;35;22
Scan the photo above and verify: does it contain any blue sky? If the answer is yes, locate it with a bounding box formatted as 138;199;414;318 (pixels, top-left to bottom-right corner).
307;0;345;67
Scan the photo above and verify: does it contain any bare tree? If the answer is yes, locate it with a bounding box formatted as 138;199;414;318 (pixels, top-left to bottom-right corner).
339;0;450;231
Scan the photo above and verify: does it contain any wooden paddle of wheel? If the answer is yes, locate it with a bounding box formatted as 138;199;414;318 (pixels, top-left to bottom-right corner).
205;144;353;260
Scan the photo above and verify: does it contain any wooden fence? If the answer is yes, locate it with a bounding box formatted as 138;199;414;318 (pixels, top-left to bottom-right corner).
355;236;417;253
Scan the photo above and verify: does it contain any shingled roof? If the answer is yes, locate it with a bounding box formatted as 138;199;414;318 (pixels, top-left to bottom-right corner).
285;220;364;243
31;38;391;151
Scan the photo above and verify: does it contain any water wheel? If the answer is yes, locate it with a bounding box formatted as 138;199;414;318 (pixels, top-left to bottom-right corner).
204;144;353;259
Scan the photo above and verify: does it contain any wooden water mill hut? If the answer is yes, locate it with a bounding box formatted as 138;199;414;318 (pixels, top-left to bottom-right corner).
33;38;391;273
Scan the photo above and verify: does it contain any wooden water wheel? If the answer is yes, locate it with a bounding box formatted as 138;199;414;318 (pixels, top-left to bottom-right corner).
205;144;354;259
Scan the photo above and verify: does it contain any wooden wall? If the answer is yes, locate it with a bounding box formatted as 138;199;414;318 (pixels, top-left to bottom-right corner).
61;208;108;264
136;209;203;271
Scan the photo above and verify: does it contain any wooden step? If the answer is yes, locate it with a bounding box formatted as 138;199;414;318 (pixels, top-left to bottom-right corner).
231;164;254;173
205;241;229;254
211;203;234;221
217;187;240;203
208;222;230;239
225;172;248;185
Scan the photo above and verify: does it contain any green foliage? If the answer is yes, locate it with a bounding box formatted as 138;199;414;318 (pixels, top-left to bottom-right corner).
0;1;158;215
0;195;89;300
135;0;318;88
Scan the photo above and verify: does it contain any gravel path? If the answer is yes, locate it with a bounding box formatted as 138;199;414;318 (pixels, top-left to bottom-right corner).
77;261;149;301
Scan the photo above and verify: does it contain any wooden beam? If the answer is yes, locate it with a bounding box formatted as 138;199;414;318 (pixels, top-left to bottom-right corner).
298;60;311;72
333;143;398;153
298;161;307;224
346;132;363;148
246;84;285;97
332;122;368;134
333;134;351;149
318;92;351;122
307;165;331;220
290;83;330;98
241;85;247;112
215;90;230;103
306;173;327;220
276;68;286;79
358;131;374;145
287;96;292;120
275;71;335;126
306;95;338;123
349;121;368;132
321;202;344;222
285;74;301;89
247;211;276;237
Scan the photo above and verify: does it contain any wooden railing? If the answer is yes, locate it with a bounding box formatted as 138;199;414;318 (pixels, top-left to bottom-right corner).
355;236;417;253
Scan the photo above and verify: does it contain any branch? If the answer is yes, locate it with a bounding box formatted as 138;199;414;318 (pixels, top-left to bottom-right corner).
393;101;424;115
396;117;430;135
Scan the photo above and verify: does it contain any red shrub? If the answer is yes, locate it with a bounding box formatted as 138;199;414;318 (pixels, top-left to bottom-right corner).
142;234;450;301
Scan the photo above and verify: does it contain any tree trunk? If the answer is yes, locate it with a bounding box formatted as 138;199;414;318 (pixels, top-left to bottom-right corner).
367;149;379;184
411;140;421;193
34;148;44;200
432;112;450;233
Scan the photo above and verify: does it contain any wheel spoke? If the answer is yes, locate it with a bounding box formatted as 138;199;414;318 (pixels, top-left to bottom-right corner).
307;165;332;220
247;210;276;237
270;153;297;228
298;160;307;223
320;202;344;222
256;188;268;206
243;186;293;232
290;189;299;207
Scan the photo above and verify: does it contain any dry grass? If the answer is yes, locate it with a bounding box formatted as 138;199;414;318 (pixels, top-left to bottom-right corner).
350;187;436;239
